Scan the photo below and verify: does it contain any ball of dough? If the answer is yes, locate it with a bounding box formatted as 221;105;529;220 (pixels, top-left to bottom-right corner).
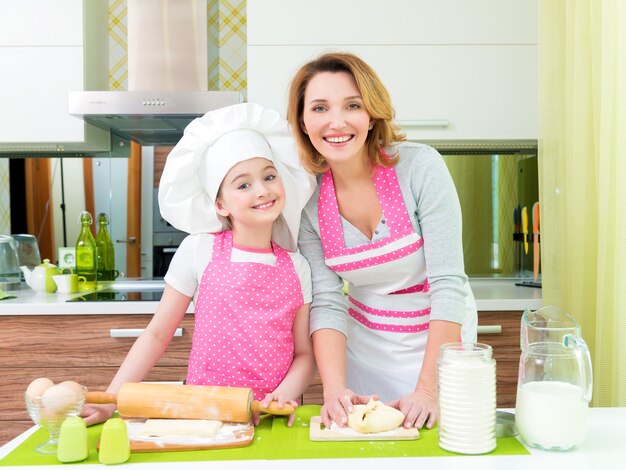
347;399;405;434
25;377;54;398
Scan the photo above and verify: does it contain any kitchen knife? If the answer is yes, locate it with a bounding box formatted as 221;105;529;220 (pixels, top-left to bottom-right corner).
87;383;294;423
532;202;540;281
522;206;529;255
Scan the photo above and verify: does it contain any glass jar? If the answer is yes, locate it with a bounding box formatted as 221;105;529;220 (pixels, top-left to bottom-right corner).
437;342;497;454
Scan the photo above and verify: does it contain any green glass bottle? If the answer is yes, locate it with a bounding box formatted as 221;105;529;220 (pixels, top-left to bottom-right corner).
96;213;116;282
75;211;98;290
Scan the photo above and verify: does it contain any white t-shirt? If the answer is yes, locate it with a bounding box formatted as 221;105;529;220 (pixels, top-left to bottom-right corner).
165;233;312;303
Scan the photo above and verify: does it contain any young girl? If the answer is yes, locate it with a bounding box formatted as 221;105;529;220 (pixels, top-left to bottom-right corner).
82;103;317;427
287;53;477;430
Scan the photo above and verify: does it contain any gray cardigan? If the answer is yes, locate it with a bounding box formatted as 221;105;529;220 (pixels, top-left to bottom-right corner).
298;142;469;335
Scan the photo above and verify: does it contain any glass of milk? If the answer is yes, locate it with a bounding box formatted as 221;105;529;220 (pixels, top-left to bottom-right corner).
515;334;593;451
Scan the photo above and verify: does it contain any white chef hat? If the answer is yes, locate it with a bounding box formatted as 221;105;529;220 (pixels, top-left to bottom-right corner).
158;102;316;250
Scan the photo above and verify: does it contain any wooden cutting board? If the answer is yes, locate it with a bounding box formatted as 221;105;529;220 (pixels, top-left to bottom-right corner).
122;419;254;452
309;416;420;441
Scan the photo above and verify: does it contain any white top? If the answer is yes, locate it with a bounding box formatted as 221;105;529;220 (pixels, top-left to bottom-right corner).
164;233;312;303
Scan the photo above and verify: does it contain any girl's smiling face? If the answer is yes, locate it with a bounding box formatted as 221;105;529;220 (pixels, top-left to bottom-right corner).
301;71;372;167
215;157;285;231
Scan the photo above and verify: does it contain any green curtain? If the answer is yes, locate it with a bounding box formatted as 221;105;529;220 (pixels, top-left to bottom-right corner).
539;0;626;406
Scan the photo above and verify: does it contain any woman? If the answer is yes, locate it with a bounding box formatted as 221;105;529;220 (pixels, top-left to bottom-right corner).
287;52;477;430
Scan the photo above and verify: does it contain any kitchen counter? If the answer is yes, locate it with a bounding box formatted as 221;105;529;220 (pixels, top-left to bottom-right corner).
0;407;622;470
0;279;541;315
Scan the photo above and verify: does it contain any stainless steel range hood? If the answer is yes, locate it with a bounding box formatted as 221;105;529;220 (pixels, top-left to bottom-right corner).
70;0;243;148
0;0;242;157
69;90;243;147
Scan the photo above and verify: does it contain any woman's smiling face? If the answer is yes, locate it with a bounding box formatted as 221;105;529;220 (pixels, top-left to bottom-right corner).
301;71;372;166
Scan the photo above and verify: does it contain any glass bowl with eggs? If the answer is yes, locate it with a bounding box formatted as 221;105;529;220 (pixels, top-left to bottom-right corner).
24;377;87;454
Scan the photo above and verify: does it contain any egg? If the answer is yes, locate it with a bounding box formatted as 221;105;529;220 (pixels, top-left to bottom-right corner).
58;380;86;397
25;377;54;398
41;384;78;414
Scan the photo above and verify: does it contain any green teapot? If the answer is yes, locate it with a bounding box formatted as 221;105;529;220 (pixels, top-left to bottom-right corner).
21;259;62;293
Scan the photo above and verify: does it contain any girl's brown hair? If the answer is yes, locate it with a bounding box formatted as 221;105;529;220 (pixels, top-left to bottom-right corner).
287;52;405;174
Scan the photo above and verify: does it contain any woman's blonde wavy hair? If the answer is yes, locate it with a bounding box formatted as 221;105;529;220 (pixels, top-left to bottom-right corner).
287;52;405;174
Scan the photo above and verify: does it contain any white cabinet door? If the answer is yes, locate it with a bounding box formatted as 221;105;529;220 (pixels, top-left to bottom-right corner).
247;0;537;142
0;46;85;143
248;44;536;141
0;0;82;46
248;0;536;45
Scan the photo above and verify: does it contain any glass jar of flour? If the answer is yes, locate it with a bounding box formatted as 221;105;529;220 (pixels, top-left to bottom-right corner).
437;343;497;454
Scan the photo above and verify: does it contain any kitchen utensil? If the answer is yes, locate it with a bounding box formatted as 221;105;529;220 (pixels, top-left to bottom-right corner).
124;419;254;452
516;306;592;451
437;343;496;455
532;202;540;281
21;259;62;293
24;385;87;454
521;206;529;255
309;416;419;441
86;383;294;423
513;206;521;274
0;235;21;290
11;234;41;270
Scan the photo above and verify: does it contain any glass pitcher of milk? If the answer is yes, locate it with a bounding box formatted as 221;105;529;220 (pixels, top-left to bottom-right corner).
515;307;593;451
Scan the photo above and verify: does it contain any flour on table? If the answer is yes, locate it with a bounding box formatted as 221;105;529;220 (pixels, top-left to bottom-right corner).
126;419;251;446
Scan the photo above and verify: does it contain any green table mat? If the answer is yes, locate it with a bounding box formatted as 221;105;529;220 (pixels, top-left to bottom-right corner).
1;406;528;466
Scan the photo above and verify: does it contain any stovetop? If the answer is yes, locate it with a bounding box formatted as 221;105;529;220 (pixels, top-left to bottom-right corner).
66;290;163;302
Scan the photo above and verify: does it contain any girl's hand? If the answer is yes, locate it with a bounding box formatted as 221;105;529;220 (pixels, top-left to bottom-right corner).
252;393;300;427
321;388;376;428
386;389;438;429
81;403;117;426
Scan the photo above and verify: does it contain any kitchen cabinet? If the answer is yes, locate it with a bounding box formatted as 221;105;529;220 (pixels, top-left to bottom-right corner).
301;311;524;409
0;308;523;444
0;314;194;445
0;312;325;446
247;0;537;143
477;310;522;408
0;0;109;152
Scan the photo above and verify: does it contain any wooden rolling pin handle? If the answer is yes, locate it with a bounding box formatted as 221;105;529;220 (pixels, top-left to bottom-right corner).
250;400;295;416
86;391;118;404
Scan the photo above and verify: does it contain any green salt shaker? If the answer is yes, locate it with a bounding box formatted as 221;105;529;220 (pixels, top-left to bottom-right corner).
57;416;88;463
99;418;130;465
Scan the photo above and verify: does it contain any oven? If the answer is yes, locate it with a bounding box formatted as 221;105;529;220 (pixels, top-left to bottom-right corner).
152;190;187;278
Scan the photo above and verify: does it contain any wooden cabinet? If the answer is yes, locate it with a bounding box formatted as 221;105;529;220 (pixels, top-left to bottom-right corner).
247;0;537;143
0;310;521;444
477;310;523;408
302;311;523;409
0;314;194;445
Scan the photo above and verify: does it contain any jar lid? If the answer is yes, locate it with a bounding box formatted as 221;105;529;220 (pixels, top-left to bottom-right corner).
496;411;518;438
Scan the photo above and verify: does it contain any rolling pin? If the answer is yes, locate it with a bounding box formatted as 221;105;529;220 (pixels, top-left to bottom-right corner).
86;383;294;423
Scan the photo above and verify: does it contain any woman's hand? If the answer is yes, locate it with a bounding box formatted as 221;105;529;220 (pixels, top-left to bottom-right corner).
252;393;300;427
81;403;117;427
321;388;376;428
387;388;438;429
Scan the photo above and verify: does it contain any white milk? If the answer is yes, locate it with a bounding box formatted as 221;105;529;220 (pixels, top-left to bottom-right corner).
515;381;589;450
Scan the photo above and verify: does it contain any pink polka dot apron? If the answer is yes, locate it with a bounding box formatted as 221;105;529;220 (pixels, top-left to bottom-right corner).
318;164;475;402
186;230;304;400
